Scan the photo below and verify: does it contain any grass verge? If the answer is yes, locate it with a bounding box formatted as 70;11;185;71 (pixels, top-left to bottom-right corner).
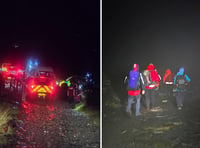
0;102;18;145
74;102;100;127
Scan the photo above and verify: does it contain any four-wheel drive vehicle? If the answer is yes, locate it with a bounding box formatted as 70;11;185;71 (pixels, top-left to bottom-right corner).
1;63;23;79
26;66;57;100
1;63;24;89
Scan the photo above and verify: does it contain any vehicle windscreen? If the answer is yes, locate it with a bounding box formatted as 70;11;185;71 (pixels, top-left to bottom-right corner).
39;71;54;78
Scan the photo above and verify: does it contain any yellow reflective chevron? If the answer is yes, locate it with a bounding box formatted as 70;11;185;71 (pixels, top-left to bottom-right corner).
33;85;41;92
31;85;52;94
44;85;52;93
38;87;47;93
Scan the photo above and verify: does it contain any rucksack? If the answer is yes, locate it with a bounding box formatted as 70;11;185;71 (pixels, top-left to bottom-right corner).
165;73;174;82
143;69;159;90
128;70;140;90
176;75;186;89
143;70;159;85
143;70;151;85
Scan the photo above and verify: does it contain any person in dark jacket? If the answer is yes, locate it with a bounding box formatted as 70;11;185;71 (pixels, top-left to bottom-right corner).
173;67;191;110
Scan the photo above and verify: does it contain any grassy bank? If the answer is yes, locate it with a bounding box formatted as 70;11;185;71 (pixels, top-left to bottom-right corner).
0;102;18;145
73;102;100;127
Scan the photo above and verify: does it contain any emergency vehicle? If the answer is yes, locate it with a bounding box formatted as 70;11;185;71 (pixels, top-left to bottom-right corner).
1;63;24;89
2;63;24;78
26;66;57;100
2;63;15;79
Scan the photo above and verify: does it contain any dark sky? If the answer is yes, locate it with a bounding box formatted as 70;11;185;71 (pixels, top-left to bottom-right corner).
103;0;200;83
0;1;100;80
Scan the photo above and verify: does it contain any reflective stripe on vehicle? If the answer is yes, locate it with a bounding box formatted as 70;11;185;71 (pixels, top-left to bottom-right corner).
44;85;52;93
38;87;47;93
32;85;41;92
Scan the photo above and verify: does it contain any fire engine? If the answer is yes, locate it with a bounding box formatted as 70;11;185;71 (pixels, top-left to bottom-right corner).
26;66;57;100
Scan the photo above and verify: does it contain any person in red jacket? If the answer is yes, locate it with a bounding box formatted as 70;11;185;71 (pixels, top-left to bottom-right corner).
143;63;160;110
163;69;175;97
163;69;174;83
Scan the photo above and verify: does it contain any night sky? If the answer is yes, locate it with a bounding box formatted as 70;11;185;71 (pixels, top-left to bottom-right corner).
103;0;200;84
0;1;100;81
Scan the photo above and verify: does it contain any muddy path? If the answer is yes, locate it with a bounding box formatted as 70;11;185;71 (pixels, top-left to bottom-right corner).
103;77;200;148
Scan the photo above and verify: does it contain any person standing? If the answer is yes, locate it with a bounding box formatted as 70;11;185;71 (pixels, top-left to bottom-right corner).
163;69;175;97
174;67;191;110
125;64;145;117
143;63;160;110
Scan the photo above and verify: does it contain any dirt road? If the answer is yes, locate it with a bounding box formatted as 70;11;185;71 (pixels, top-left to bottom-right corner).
5;100;100;148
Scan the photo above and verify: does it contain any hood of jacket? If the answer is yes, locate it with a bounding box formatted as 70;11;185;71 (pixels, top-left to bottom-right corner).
147;64;155;71
177;67;184;75
133;64;139;72
165;69;171;75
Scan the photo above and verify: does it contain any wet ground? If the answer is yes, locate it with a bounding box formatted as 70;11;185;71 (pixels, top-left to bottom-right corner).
103;76;200;148
1;98;100;148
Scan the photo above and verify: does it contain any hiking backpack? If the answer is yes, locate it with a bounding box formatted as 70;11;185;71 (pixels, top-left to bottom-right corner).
128;70;140;90
143;70;151;85
165;73;174;82
176;75;186;89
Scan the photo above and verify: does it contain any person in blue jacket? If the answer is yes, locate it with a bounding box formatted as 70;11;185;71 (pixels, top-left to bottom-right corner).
173;67;191;110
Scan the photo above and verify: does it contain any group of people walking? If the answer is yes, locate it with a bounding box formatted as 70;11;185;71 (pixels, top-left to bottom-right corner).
125;63;191;117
